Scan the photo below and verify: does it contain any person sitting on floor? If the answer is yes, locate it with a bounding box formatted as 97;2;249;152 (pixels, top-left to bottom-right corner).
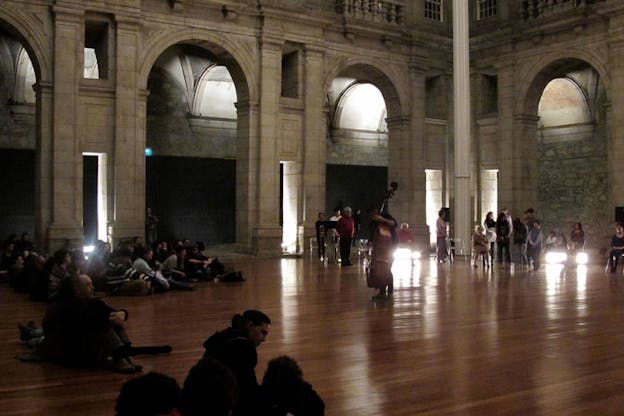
262;355;325;416
34;274;156;373
202;310;272;416
132;247;194;291
116;372;182;416
179;357;238;416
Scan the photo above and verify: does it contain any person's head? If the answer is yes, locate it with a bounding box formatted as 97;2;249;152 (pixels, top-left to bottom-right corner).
232;310;271;347
318;212;325;220
115;248;133;265
502;207;509;215
476;225;484;234
438;209;444;218
342;207;352;217
525;208;534;217
616;222;624;233
486;211;493;220
180;358;237;416
146;207;153;215
21;232;31;241
400;223;409;230
116;372;182;416
533;220;541;229
333;208;341;217
574;222;582;231
53;249;71;267
142;248;154;262
262;355;304;399
78;274;95;298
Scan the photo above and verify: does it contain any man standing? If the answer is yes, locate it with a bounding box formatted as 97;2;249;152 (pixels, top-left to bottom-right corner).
336;207;355;266
527;220;542;271
315;212;326;262
436;209;448;263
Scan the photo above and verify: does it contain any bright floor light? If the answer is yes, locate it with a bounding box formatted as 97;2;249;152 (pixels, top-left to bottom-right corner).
545;251;567;264
575;252;588;265
393;248;421;260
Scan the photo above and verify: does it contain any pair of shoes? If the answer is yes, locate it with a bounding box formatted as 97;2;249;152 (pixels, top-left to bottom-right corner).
372;290;387;300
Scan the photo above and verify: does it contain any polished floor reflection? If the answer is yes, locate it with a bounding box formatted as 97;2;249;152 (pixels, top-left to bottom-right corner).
2;256;624;415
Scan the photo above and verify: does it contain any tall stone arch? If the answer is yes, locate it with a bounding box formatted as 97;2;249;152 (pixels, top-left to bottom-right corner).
512;53;610;244
139;30;259;251
0;6;53;248
321;58;429;247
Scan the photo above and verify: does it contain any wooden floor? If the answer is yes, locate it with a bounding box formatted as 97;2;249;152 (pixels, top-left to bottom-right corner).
2;254;624;415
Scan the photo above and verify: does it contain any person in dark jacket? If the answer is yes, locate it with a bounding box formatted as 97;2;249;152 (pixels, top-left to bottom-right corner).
202;310;271;416
37;274;143;373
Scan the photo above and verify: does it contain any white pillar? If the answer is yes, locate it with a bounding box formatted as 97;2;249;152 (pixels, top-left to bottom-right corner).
453;0;472;252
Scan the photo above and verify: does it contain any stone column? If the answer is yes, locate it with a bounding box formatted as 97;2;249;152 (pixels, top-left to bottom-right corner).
512;114;539;212
111;17;143;242
497;63;514;212
406;64;430;252
452;0;472;249
302;45;325;242
252;33;283;255
47;6;83;249
235;99;259;252
34;81;54;250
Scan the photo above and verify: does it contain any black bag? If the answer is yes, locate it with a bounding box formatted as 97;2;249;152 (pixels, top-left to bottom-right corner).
220;271;245;282
207;258;225;277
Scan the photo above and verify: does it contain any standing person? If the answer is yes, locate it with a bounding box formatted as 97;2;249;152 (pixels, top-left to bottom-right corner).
607;222;624;273
367;207;398;299
472;225;490;267
436;209;448;263
145;207;159;247
568;222;585;252
513;216;529;269
202;310;272;416
327;209;341;263
527;220;543;271
314;212;326;262
484;211;497;262
496;209;513;267
336;207;355;266
352;208;362;244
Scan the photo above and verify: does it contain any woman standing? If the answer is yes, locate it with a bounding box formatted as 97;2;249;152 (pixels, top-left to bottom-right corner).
484;212;497;263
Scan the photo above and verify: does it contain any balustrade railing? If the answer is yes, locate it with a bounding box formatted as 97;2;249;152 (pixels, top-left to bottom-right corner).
337;0;403;25
519;0;602;20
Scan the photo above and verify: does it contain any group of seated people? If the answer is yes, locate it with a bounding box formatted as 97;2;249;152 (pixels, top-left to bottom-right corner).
18;295;324;415
0;233;234;301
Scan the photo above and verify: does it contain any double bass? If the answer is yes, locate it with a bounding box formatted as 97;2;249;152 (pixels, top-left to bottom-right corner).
366;182;398;298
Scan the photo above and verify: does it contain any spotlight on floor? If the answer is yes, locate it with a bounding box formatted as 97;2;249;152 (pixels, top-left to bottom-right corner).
575;252;588;265
393;248;421;261
545;251;567;264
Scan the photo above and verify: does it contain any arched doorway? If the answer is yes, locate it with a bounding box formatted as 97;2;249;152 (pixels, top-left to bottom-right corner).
143;41;250;247
324;63;407;242
0;27;37;242
525;58;608;246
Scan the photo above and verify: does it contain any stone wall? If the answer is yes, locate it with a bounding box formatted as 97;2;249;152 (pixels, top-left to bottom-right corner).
537;124;609;251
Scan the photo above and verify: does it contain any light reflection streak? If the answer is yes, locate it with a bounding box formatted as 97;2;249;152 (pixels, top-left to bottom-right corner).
280;259;298;343
576;265;587;322
545;264;564;321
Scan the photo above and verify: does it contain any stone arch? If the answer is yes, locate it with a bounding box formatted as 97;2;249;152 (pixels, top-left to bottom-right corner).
516;50;608;117
0;6;51;83
323;58;408;119
514;51;609;246
138;29;256;105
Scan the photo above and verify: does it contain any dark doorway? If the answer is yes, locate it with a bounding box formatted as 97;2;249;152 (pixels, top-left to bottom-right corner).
83;155;98;245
